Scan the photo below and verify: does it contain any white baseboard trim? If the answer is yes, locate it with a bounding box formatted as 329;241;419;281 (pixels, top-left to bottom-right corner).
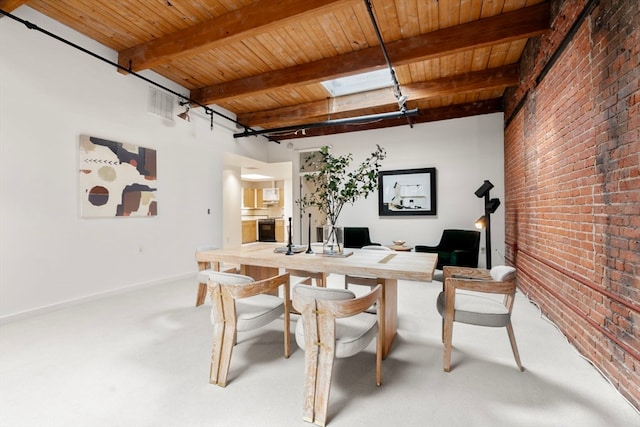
0;272;195;325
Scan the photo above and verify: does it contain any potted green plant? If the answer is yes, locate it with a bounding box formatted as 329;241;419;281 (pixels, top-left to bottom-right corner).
297;145;386;255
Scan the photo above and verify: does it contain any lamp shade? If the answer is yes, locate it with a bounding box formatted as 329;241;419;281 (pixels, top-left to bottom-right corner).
486;198;501;213
475;216;487;229
474;180;494;198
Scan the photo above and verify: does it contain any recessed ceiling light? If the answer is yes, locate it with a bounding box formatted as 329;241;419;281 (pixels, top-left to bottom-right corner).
321;69;393;97
241;173;273;181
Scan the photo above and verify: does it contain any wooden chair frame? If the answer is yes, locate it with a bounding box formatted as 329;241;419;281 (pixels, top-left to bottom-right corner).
286;269;328;287
208;273;291;387
292;285;383;427
441;266;522;372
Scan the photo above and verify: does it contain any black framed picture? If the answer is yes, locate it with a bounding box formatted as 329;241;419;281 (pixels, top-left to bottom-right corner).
378;168;437;216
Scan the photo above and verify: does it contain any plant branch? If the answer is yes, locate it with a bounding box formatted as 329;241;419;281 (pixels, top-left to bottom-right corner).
296;145;386;225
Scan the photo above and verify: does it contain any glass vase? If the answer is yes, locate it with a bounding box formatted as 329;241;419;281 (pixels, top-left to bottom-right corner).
322;224;344;255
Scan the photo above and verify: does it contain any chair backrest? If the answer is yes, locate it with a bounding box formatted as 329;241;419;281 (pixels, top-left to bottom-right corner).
293;284;382;329
490;265;516;282
292;284;382;352
361;245;391;251
208;272;291;327
444;265;517;314
344;227;374;248
207;272;255;320
294;284;356;301
207;271;254;286
440;229;481;252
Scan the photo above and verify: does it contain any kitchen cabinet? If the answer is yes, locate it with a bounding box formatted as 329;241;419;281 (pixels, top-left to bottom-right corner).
263;188;280;203
243;186;283;209
242;188;256;208
242;220;257;243
275;219;284;242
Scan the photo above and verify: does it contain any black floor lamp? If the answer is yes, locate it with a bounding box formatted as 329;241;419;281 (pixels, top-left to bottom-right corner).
474;180;501;268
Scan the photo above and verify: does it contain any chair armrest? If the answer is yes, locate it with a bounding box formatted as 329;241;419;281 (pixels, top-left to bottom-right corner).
221;273;290;299
320;285;382;318
293;285;382;319
443;266;491;281
446;277;515;295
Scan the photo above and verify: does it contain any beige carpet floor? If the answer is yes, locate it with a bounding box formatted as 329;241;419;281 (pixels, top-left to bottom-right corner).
1;273;638;427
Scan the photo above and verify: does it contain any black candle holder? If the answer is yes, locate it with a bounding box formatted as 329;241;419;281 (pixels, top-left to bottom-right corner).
305;213;314;254
285;216;294;255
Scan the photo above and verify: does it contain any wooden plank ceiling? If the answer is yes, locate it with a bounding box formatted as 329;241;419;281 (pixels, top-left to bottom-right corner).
2;0;550;140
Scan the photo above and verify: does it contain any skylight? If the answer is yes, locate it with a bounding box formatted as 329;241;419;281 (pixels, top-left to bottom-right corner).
321;69;393;97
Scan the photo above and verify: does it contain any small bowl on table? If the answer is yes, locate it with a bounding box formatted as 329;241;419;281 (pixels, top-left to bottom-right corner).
392;240;405;247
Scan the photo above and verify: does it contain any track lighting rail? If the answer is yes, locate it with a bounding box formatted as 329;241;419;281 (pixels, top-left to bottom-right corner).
233;108;418;138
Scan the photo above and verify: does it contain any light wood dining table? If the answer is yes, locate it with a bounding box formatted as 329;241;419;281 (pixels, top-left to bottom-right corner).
196;243;437;357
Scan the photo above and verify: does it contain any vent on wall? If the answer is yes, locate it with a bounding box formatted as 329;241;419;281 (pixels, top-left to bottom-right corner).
147;87;174;120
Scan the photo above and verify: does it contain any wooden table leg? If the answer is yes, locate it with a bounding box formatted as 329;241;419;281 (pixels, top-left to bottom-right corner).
381;278;397;359
241;264;280;295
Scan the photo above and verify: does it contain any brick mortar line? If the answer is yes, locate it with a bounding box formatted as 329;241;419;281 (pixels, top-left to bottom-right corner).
514;254;640;362
508;243;640;314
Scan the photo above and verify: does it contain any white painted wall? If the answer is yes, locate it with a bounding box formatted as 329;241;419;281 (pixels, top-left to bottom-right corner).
0;7;268;318
267;114;506;268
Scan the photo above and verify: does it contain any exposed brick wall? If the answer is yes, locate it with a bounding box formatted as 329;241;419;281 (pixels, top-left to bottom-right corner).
503;0;639;409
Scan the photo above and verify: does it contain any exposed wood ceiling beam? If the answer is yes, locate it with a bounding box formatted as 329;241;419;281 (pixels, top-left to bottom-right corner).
239;64;519;128
192;2;549;105
274;98;505;140
117;0;357;72
0;0;29;13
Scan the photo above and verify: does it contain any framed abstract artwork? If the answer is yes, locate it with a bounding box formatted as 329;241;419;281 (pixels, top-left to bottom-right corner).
378;167;436;216
78;135;157;217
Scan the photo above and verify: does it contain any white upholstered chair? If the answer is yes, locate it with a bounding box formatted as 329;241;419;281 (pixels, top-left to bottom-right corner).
207;271;291;387
437;265;523;372
286;269;328;287
287;244;330;287
194;245;239;306
292;284;383;426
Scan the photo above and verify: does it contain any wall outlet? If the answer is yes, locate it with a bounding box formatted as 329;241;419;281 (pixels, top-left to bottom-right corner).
480;247;486;254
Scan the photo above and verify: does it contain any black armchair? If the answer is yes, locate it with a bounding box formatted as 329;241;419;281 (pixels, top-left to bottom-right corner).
343;227;381;249
415;229;481;270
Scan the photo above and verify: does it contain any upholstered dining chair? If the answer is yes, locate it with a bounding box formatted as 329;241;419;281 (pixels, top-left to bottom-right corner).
194;245;239;306
415;229;481;270
207;271;291;387
344;245;392;290
343;227;381;248
286;269;328;287
437;265;523;372
292;284;383;427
